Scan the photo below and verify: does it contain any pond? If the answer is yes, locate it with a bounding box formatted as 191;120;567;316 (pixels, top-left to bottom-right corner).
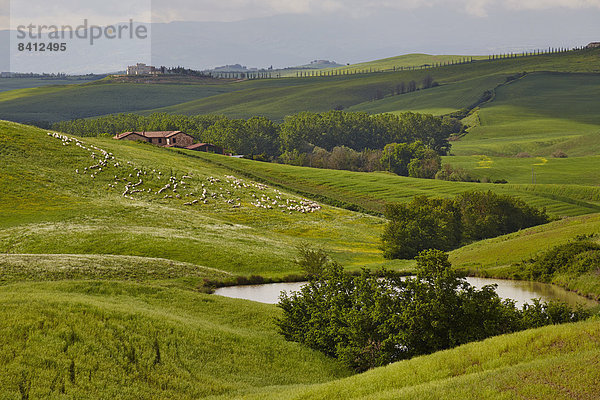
214;277;598;308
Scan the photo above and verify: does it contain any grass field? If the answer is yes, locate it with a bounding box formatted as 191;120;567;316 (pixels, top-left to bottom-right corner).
0;281;350;399
0;82;236;122
214;318;600;400
193;151;600;217
277;54;489;77
347;73;506;116
2;119;600;399
326;53;489;73
444;154;600;186
146;49;600;120
0;121;412;277
1;48;600;123
0;77;102;92
452;72;600;157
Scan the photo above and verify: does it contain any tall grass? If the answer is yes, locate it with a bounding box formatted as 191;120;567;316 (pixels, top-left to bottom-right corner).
0;281;350;399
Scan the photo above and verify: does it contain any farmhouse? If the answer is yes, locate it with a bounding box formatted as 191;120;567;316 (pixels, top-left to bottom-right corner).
114;131;194;148
186;143;225;154
586;42;600;49
126;63;161;75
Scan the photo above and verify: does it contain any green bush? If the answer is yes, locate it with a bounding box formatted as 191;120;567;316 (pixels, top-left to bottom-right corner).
435;164;479;182
382;191;550;259
381;196;461;259
525;238;600;281
277;250;589;372
457;191;548;242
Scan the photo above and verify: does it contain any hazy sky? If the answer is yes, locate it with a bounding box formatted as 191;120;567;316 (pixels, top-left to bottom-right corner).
2;0;600;28
2;0;599;73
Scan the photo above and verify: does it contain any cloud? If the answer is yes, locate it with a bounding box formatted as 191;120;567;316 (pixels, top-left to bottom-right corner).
463;0;494;17
2;0;600;27
148;0;600;22
7;0;152;27
505;0;600;10
150;0;433;22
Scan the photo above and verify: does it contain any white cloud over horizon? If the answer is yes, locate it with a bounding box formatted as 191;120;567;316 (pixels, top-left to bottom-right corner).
1;0;599;27
148;0;600;22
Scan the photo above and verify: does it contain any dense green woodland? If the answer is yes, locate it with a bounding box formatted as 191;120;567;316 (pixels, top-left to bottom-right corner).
52;111;460;156
52;111;461;177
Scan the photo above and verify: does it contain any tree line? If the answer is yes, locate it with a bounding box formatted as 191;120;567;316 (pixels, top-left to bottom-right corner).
52;111;463;172
382;191;550;259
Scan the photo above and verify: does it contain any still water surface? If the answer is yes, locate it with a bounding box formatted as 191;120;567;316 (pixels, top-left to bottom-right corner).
215;277;598;308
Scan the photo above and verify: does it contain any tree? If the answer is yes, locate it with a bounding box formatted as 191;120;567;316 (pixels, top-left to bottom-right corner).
380;141;427;176
381;196;461;259
407;80;417;92
276;250;589;372
294;243;330;278
422;75;434;89
381;192;549;260
408;148;441;179
456;191;549;242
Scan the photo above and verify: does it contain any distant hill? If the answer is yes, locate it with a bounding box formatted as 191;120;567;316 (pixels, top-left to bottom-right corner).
297;60;345;69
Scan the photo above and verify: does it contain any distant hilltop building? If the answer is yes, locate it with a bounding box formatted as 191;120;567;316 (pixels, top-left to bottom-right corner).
586;42;600;49
126;63;161;75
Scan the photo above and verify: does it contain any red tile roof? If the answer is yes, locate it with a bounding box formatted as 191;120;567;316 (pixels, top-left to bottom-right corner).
114;131;192;139
186;143;225;150
114;131;145;140
140;131;182;138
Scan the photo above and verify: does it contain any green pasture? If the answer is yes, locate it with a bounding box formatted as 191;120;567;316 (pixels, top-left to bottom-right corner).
1;49;599;123
453;72;600;157
0;121;409;276
195;151;600;217
215;318;600;400
0;281;350;399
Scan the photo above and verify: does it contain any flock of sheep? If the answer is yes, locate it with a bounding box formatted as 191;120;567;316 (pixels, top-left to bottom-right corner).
48;132;322;214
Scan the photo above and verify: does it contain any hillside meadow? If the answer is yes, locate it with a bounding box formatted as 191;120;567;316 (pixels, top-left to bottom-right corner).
212;318;600;400
0;48;599;123
0;280;351;399
0;121;411;277
2;48;600;398
192;151;600;217
1;119;600;399
451;72;600;157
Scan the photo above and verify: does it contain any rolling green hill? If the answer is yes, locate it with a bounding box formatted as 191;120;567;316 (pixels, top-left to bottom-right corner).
0;82;236;123
276;54;488;77
1;48;600;124
214;318;600;400
2;120;600;399
452;72;600;157
0;281;350;399
193;151;600;217
0;77;102;92
326;53;488;73
146;49;600;121
443;154;600;186
347;73;506;115
0;120;408;277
